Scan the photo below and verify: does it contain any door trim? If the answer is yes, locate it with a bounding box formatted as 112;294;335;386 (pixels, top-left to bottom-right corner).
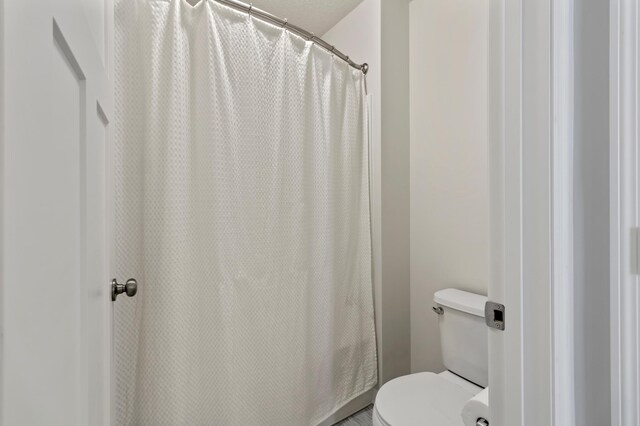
487;0;525;423
610;0;639;424
489;0;575;424
0;0;4;420
551;0;576;424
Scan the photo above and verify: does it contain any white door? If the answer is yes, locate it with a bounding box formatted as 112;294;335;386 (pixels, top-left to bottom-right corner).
1;1;114;425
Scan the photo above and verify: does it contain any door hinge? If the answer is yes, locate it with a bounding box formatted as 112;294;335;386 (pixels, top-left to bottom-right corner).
485;301;505;331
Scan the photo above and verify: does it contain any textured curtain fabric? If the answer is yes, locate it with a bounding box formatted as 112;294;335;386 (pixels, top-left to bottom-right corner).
113;1;377;425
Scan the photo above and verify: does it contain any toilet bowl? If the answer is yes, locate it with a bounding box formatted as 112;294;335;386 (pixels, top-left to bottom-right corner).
372;371;481;426
372;289;488;426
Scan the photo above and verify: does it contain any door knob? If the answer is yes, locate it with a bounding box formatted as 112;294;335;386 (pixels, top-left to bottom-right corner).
111;278;138;301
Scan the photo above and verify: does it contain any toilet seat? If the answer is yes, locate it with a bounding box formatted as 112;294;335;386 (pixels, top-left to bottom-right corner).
373;372;482;426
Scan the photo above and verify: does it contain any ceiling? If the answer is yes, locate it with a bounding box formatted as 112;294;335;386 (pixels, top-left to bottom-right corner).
248;0;364;35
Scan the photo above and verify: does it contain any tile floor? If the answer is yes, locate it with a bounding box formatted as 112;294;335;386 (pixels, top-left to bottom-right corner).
335;405;373;426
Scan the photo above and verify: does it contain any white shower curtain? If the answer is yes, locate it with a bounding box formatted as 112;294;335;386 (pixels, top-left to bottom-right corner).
113;1;377;425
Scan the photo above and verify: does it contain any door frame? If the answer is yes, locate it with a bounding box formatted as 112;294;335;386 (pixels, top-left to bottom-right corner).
489;0;576;424
610;0;639;424
0;0;4;419
550;0;577;424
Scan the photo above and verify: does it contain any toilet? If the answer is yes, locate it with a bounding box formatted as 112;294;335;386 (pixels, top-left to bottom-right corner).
372;289;488;426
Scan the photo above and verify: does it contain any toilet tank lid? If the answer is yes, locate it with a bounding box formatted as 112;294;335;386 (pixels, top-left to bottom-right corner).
434;289;487;317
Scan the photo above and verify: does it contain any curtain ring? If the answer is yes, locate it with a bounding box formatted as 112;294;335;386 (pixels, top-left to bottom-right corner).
282;18;288;29
248;3;252;16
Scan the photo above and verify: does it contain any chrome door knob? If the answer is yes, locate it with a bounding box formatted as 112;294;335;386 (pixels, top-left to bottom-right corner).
111;278;138;301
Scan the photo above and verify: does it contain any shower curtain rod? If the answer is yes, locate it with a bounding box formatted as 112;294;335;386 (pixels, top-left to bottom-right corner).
211;0;369;74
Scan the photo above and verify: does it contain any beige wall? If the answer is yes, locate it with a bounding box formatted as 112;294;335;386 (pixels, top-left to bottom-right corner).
380;0;411;383
409;0;490;373
326;0;486;382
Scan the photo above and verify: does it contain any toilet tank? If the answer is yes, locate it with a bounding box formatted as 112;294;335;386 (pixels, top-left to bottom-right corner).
434;289;488;387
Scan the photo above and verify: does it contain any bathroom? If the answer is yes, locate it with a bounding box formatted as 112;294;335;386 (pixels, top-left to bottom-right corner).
0;0;619;425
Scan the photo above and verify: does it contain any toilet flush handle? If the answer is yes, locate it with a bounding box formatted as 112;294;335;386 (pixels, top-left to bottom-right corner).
432;306;444;315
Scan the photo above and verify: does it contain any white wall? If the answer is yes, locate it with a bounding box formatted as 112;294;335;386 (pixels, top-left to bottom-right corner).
573;0;610;424
409;0;490;373
324;0;412;388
